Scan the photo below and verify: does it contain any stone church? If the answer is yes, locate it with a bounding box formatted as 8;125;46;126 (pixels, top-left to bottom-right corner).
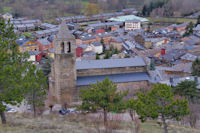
49;21;150;107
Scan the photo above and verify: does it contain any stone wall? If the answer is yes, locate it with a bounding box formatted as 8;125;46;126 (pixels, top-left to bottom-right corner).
77;66;147;77
75;80;152;102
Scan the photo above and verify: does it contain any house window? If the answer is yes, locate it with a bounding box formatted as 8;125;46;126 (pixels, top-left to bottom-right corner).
67;42;71;53
61;42;64;53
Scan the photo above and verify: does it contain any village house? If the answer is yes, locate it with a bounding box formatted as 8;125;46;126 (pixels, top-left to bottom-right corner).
167;22;189;34
88;22;123;31
47;48;54;59
16;39;39;52
110;37;123;51
76;34;97;45
96;32;113;45
81;51;96;60
2;12;13;20
111;25;120;31
161;49;185;65
125;19;141;31
180;53;199;63
28;51;42;62
122;41;145;52
76;46;84;57
193;24;200;33
67;23;80;30
76;44;93;57
94;28;105;34
145;37;168;48
14;24;35;32
134;34;151;48
156;62;192;77
182;35;200;45
40;23;57;30
36;37;53;51
160;76;200;89
91;42;103;54
33;27;59;39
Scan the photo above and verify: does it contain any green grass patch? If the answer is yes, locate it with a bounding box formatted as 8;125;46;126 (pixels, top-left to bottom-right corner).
146;17;197;24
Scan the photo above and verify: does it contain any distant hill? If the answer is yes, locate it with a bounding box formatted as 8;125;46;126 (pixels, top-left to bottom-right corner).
0;0;146;21
0;0;199;22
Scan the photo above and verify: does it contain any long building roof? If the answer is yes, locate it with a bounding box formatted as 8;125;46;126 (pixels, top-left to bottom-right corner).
77;72;149;86
76;56;146;70
108;15;149;22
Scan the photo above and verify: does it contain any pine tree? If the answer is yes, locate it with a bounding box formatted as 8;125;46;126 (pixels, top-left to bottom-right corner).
114;48;119;54
79;78;127;126
96;53;100;60
40;56;54;77
130;84;189;133
0;18;29;124
192;58;200;76
142;5;147;16
174;80;200;128
149;59;155;70
184;22;194;37
104;51;110;59
24;65;47;117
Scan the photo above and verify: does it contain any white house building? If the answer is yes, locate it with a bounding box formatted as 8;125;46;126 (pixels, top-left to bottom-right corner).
91;42;103;54
125;19;141;31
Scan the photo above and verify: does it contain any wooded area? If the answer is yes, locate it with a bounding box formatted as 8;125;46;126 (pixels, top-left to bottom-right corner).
1;0;200;22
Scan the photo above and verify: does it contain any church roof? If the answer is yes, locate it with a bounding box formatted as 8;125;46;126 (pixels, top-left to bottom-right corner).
56;20;75;40
76;56;146;70
76;72;149;86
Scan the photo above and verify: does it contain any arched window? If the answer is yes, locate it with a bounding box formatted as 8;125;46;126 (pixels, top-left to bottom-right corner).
67;42;71;53
61;42;64;53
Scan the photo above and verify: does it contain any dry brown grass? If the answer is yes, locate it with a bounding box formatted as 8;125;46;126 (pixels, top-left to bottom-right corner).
0;113;200;133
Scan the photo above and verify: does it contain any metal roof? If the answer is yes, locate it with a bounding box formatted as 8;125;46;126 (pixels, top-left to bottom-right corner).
76;56;146;70
77;72;149;86
28;51;41;55
108;15;149;22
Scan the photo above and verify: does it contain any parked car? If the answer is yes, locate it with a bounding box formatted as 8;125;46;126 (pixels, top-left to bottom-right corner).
67;108;77;113
59;108;67;115
26;105;31;110
6;107;17;113
6;107;12;111
59;108;79;115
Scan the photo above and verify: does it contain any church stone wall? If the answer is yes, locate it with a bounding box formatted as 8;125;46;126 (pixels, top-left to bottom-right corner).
75;80;152;101
77;66;147;77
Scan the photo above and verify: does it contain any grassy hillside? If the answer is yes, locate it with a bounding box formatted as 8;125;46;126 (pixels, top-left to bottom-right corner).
1;114;200;133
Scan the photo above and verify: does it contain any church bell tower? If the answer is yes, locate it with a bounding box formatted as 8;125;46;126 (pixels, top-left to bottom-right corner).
50;20;76;106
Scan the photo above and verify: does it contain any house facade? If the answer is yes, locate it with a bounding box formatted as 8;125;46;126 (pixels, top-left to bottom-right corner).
125;19;141;31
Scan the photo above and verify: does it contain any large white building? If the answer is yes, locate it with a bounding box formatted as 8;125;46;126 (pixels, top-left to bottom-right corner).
125;19;141;31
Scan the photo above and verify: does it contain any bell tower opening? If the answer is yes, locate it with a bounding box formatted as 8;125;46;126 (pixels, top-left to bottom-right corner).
67;42;71;53
61;42;64;53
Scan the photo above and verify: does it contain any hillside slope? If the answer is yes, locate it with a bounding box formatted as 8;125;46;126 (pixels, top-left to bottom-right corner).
1;114;200;133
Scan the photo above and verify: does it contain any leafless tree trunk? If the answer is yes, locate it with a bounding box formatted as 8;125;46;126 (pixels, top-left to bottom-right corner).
0;111;6;124
129;110;141;133
104;108;108;127
161;114;168;133
188;104;199;128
